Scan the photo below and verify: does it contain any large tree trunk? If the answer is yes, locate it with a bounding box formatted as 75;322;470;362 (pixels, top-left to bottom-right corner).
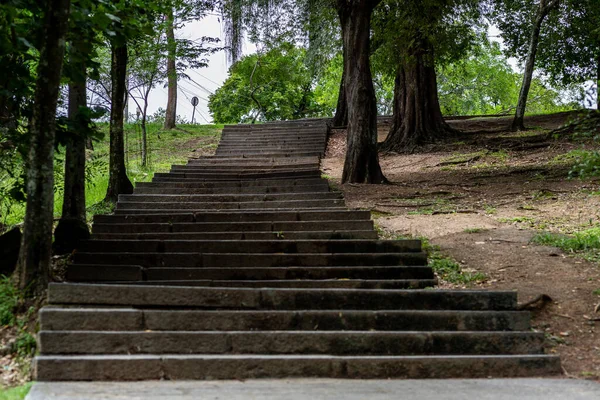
104;43;133;204
15;0;71;294
511;0;558;131
164;8;177;130
338;0;386;184
380;39;455;153
53;57;91;255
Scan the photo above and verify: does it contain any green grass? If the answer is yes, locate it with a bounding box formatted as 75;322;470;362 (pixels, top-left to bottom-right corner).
532;227;600;263
0;383;32;400
1;123;223;228
592;288;600;296
0;276;19;326
464;228;487;234
428;253;486;285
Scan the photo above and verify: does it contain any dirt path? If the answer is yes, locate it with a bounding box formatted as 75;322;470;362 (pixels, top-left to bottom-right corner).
324;112;600;380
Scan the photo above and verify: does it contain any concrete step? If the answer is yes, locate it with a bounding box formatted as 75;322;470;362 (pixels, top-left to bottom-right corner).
39;308;533;332
89;231;378;241
38;331;545;356
72;252;428;268
77;239;423;254
92;220;374;233
187;157;320;165
47;283;517;310
115;199;347;210
118;192;343;203
33;354;561;380
67;265;434;282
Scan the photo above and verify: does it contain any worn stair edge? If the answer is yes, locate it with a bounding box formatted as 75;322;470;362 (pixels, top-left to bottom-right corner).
33;354;562;381
47;283;518;310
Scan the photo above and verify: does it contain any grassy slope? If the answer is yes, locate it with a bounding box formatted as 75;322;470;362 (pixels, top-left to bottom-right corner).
2;123;222;227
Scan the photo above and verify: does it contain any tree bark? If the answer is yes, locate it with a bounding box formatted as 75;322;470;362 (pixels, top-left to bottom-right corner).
338;0;386;184
104;42;133;204
332;34;349;127
53;56;91;254
511;0;559;131
15;0;71;294
596;53;599;110
164;8;177;130
380;39;455;153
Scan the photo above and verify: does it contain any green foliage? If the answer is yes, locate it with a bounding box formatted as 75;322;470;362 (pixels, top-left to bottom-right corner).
532;227;600;263
209;43;328;123
0;276;19;326
0;383;33;400
437;38;582;115
428;253;486;284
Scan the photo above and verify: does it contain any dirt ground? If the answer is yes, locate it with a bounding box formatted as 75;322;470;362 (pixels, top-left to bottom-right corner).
324;111;600;380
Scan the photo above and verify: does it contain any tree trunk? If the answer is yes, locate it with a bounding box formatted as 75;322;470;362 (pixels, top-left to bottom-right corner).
380;39;455;153
511;0;558;131
15;0;71;294
53;57;91;255
332;37;349;127
596;53;599;110
164;8;177;130
141;99;148;167
338;0;385;184
104;43;134;204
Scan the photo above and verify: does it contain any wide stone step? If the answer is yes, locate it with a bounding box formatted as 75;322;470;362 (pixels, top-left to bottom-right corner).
77;239;422;254
39;308;533;332
92;220;374;233
189;155;320;161
212;152;323;158
138;178;327;188
133;185;331;195
178;164;320;170
153;170;321;180
47;283;517;310
67;265;433;282
34;354;561;380
106;279;437;289
38;331;545;356
118;192;343;203
89;231;378;241
72;252;428;268
95;210;370;223
115;199;346;210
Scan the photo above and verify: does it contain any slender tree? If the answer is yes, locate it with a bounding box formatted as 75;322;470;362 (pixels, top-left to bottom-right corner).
104;41;134;203
15;0;71;293
163;7;178;129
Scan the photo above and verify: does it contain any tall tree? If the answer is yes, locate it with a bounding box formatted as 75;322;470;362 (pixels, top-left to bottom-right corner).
491;0;560;131
337;0;385;183
376;0;481;152
104;41;133;203
163;7;177;129
15;0;71;293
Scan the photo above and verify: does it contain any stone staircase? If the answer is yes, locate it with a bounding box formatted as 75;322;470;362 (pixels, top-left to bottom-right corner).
34;119;561;380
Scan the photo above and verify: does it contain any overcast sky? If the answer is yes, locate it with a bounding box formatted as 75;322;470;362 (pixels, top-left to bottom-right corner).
143;18;595;122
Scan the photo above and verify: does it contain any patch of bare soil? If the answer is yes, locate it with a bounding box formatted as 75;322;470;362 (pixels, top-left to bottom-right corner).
324;112;600;380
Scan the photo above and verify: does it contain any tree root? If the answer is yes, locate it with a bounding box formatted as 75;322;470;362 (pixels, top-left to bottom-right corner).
517;294;553;310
